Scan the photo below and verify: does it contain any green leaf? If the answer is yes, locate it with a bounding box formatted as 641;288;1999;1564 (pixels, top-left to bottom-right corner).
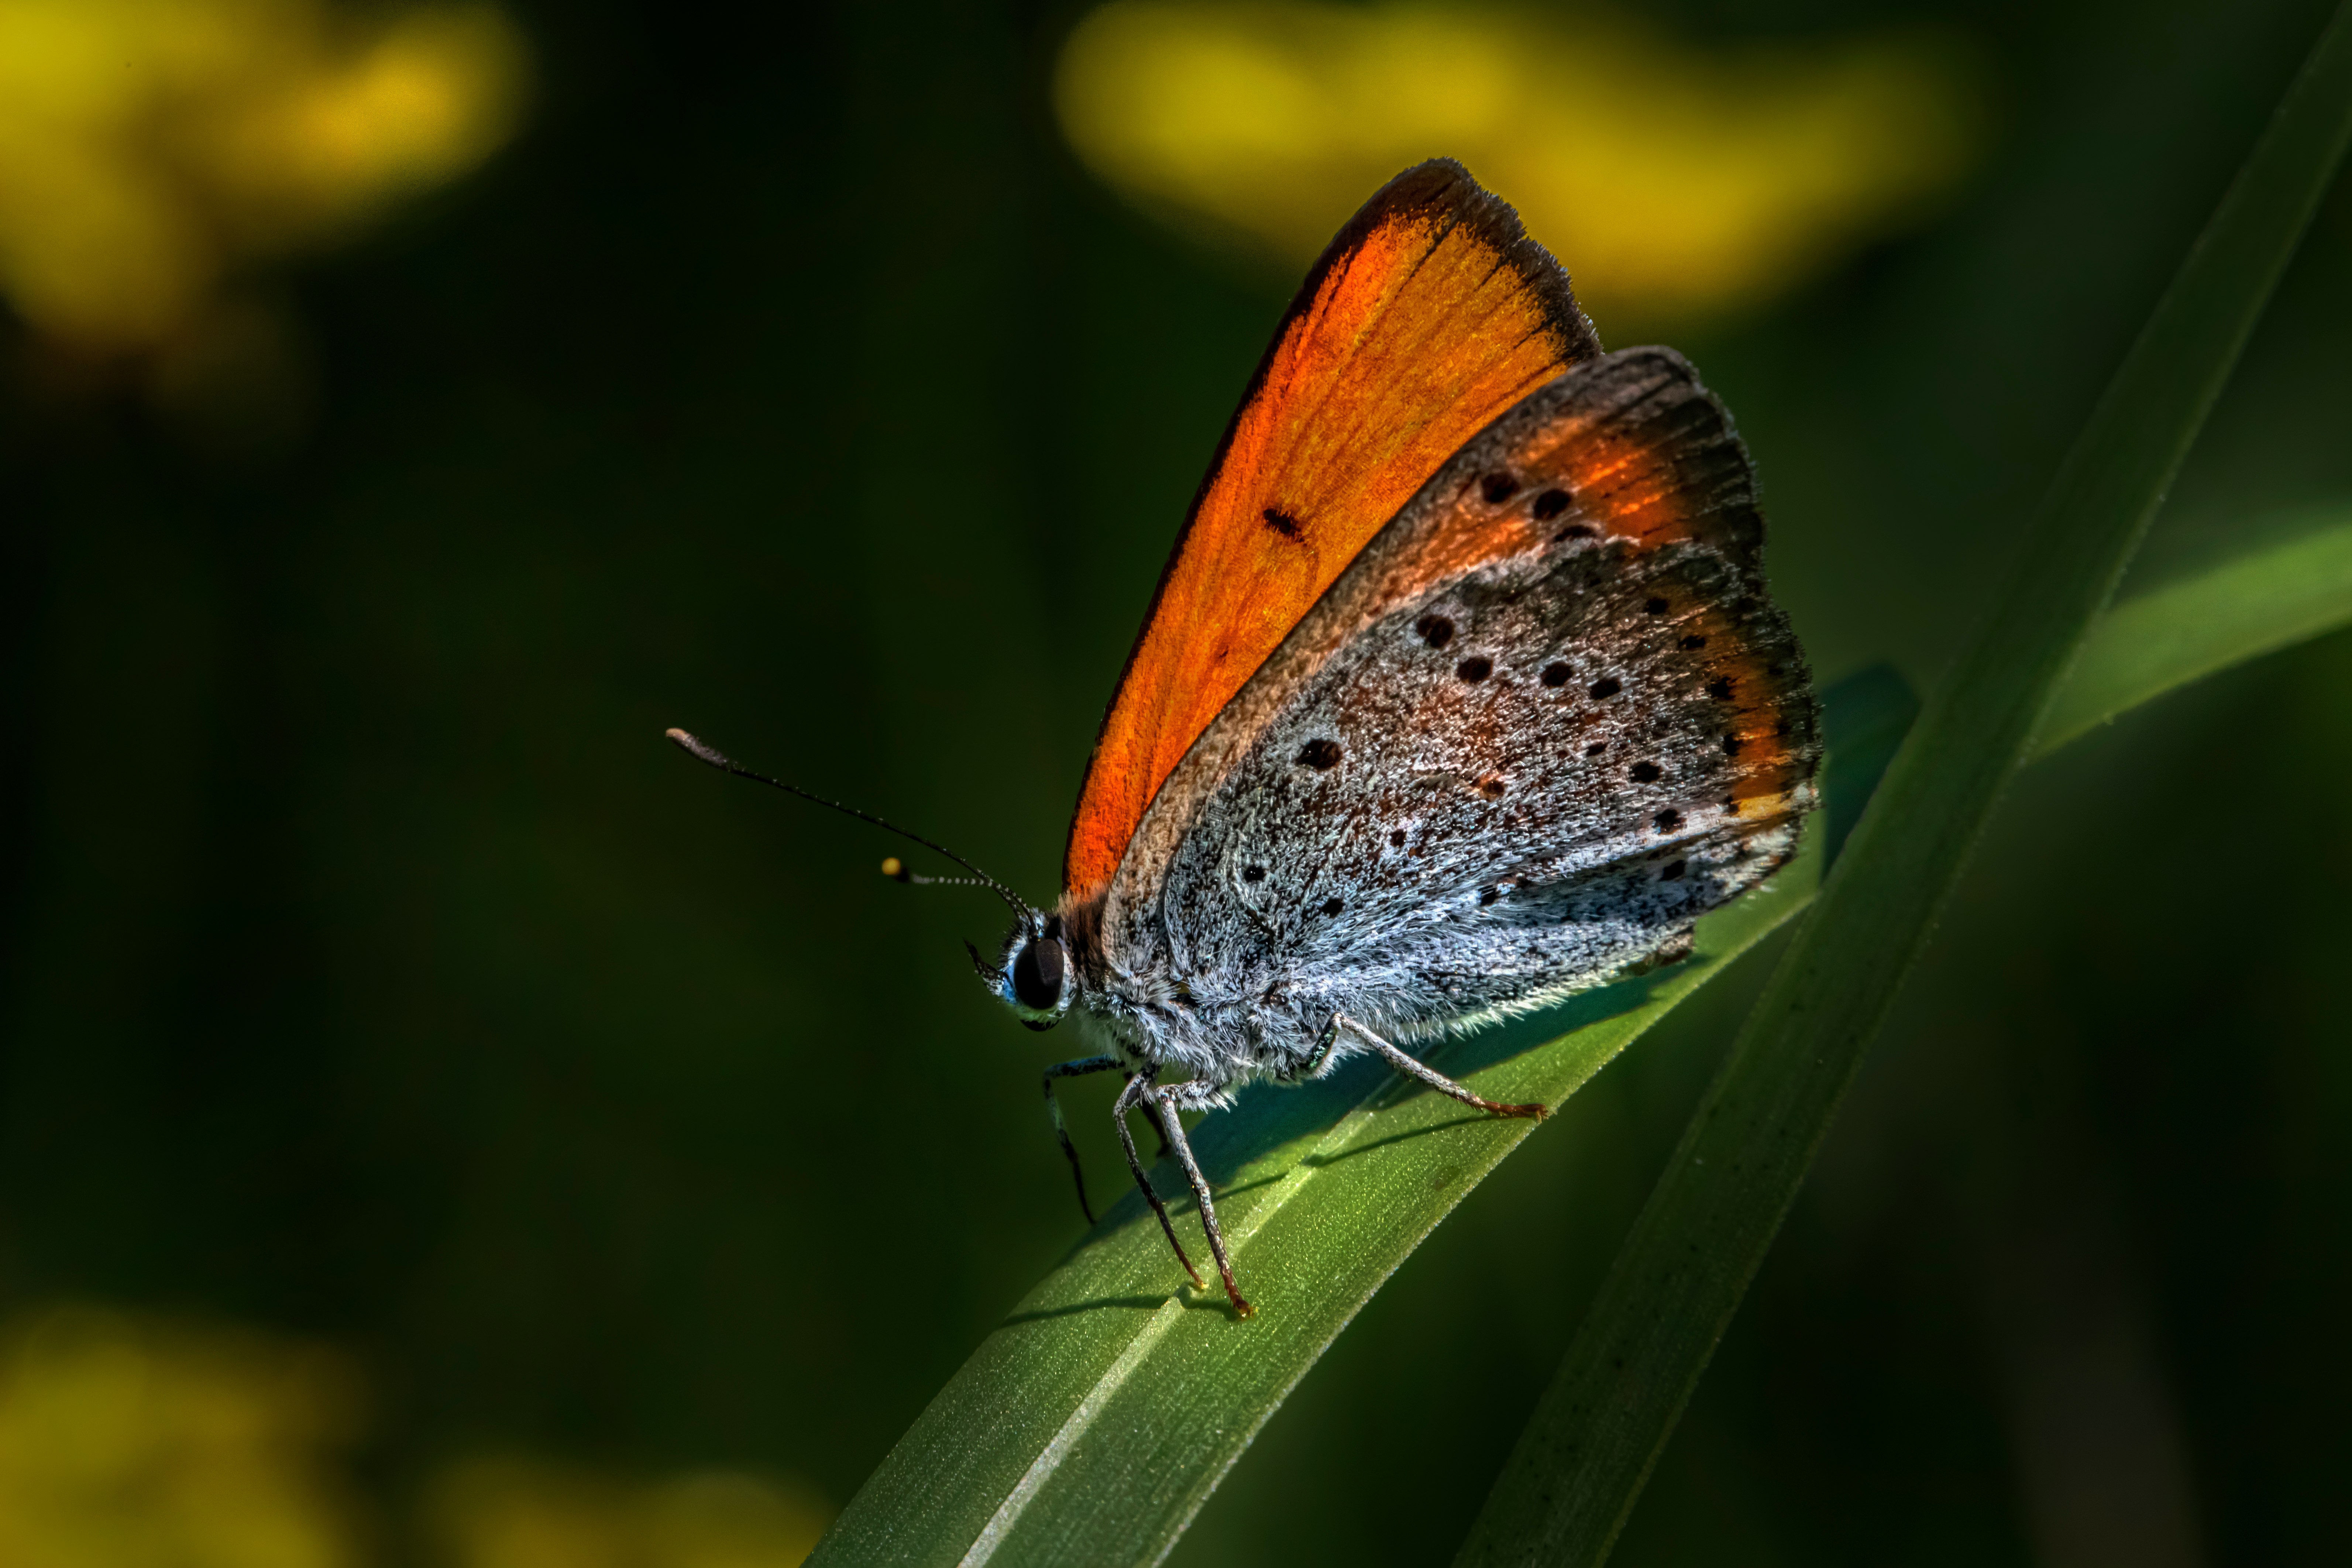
815;508;2352;1568
808;551;2352;1568
2032;505;2352;756
808;675;1898;1568
1452;9;2352;1566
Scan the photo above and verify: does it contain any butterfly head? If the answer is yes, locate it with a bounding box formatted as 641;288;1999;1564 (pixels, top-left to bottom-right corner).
974;911;1074;1032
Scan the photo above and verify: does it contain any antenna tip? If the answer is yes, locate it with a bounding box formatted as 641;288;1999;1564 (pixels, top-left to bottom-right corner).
666;728;731;769
880;857;909;882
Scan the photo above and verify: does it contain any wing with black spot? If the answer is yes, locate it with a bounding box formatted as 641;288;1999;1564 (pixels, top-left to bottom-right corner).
1101;348;1820;1043
1063;159;1600;901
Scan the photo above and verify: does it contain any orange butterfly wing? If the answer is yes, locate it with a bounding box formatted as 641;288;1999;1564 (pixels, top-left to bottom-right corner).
1100;345;1818;939
1065;160;1601;898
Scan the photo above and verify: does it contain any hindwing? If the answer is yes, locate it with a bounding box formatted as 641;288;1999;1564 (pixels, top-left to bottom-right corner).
1098;347;1819;1034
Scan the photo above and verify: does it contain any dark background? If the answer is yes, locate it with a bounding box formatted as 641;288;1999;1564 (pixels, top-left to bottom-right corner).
4;0;2348;1562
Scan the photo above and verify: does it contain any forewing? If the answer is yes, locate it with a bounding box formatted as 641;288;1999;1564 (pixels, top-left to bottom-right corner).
1104;348;1819;1036
1063;159;1601;900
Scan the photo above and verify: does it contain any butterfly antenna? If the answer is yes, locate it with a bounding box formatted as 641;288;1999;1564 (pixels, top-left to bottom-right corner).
879;857;996;888
665;728;1034;919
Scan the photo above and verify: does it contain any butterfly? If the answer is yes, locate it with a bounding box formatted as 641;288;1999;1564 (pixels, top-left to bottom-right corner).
673;159;1820;1318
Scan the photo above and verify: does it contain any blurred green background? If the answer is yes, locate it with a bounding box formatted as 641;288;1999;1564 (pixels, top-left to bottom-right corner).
3;0;2349;1563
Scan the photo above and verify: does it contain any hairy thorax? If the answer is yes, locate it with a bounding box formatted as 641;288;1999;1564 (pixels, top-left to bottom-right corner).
1059;888;1328;1089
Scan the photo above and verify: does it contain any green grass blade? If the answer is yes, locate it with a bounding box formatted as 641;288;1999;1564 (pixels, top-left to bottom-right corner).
1451;10;2352;1566
809;499;2352;1568
808;491;2352;1568
809;884;1823;1567
2033;506;2352;756
807;675;1900;1568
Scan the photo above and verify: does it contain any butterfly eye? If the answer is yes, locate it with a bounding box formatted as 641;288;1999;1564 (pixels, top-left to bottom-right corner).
1011;936;1067;1014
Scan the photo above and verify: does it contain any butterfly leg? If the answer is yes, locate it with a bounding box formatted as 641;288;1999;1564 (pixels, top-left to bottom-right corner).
1286;1027;1342;1083
1331;1014;1550;1121
1043;1054;1122;1224
1148;1079;1255;1319
1113;1070;1209;1296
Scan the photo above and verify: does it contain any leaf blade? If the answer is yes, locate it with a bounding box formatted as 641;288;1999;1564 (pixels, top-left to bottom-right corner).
1452;10;2352;1565
813;474;2352;1567
812;741;1843;1568
2033;507;2352;755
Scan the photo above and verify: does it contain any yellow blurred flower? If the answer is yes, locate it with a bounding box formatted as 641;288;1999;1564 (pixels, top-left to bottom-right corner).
425;1456;832;1568
0;1303;833;1568
0;0;526;348
1055;1;1984;326
0;1305;367;1568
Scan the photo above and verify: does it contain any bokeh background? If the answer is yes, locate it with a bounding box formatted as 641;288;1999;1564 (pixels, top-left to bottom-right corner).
4;0;2349;1563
